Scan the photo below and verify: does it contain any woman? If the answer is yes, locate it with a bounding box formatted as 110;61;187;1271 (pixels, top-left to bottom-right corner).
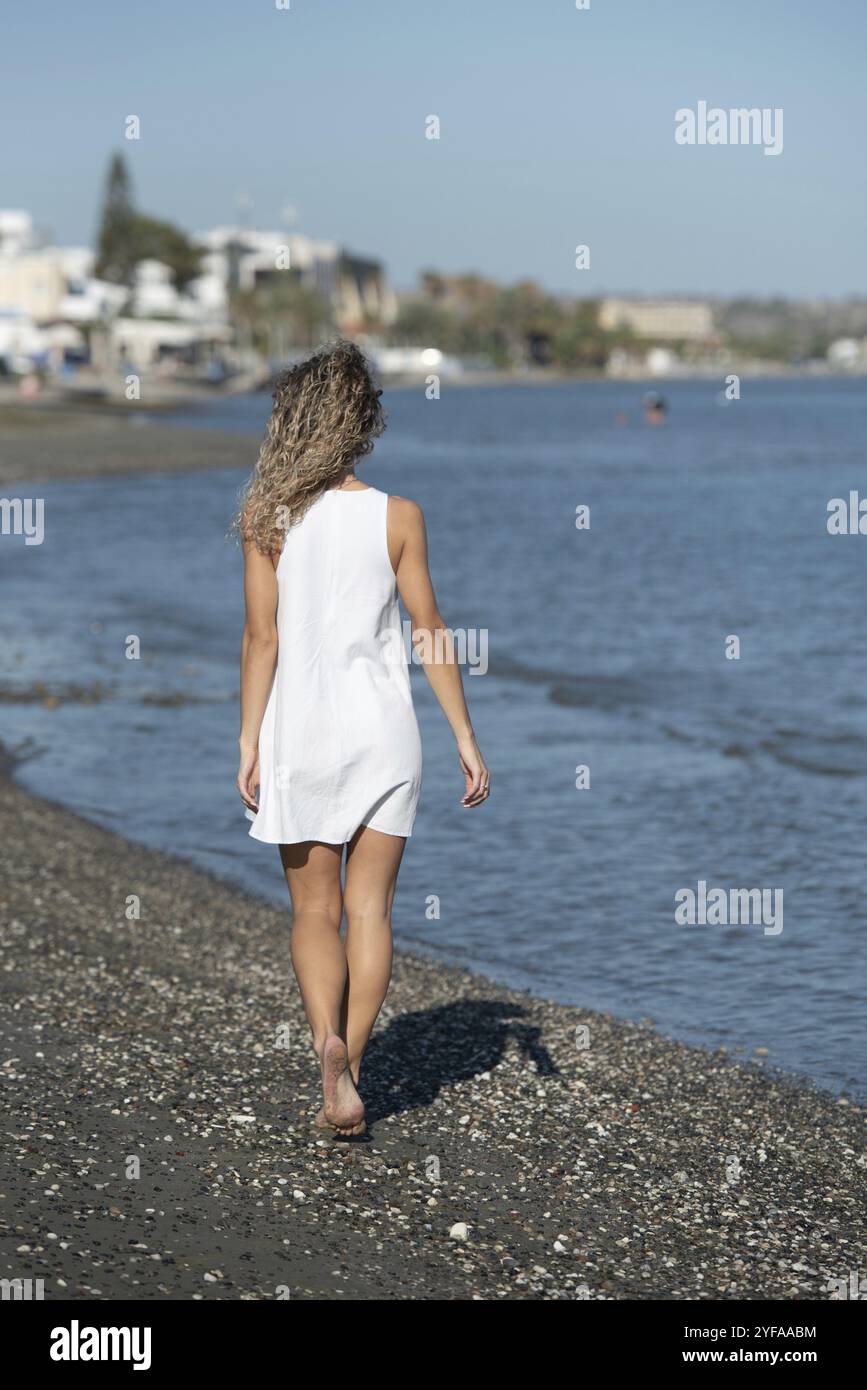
235;340;489;1136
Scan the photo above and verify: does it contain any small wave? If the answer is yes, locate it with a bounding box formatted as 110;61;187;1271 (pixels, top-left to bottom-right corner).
658;721;866;776
484;652;646;709
658;724;753;760
548;675;643;710
761;731;867;777
487;655;579;686
0;680;107;706
660;722;699;745
0;682;230;710
721;743;752;759
139;691;232;707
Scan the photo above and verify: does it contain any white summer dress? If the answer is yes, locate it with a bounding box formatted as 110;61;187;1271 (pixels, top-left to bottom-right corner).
247;485;422;845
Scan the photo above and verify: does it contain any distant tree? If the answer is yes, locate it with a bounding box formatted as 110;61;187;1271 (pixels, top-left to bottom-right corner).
231;278;332;355
494;280;563;365
95;152;203;295
393;273;611;371
94;153;138;287
552;300;608;369
392;299;453;346
130;215;203;292
419;269;448;300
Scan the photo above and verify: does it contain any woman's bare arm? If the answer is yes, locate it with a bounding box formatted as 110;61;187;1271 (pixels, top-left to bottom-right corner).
237;539;279;811
389;496;489;808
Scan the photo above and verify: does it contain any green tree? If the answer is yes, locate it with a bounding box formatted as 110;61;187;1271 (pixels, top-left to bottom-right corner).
94;152;138;287
392;272;611;372
552;300;608;370
130;215;203;292
231;277;332;356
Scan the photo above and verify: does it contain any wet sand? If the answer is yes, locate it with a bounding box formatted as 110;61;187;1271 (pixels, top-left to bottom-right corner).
0;403;256;487
0;762;863;1301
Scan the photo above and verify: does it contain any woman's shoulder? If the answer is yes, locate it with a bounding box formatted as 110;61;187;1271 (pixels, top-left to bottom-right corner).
385;494;427;572
387;494;425;528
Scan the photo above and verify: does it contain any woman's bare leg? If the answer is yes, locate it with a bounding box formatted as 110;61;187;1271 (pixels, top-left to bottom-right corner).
280;841;364;1133
342;825;406;1085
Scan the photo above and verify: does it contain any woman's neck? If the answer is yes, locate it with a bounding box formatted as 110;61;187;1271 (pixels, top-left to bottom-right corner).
331;471;362;491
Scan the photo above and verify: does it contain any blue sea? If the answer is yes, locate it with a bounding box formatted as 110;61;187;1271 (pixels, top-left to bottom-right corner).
3;377;866;1096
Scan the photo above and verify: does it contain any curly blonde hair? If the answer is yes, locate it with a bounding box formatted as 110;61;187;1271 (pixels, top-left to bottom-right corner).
234;339;385;553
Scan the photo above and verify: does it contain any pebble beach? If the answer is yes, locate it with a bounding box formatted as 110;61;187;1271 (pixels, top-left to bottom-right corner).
0;762;864;1301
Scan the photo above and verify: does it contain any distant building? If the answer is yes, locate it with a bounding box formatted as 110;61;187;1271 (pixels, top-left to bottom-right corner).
0;209;232;373
110;317;233;369
599;297;714;342
100;261;231;368
0;206;395;376
827;337;867;370
371;345;464;378
0;214;102;369
0;209;123;328
0;249;68;323
0;209;37;257
0;310;51;372
606;344;681;378
192;226;396;334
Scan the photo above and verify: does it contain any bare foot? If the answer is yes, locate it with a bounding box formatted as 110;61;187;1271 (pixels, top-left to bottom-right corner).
314;1104;366;1137
321;1036;365;1134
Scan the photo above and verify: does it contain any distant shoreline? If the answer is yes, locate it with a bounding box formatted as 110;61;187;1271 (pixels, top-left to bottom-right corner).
2;358;863;417
1;369;861;488
0;410;256;487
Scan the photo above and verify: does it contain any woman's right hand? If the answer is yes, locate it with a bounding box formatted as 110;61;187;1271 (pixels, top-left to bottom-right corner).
237;742;260;813
458;734;490;808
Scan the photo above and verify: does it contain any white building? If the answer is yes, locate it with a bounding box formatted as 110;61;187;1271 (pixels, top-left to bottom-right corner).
827;337;867;370
0;310;51;372
599;297;715;342
0;214;122;331
0;205;396;376
0;207;233;374
371;345;464;378
0;210;37;257
110;315;233;369
192;226;396;334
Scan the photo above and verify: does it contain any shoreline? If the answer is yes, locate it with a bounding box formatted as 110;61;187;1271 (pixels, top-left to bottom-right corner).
0;407;257;488
2;736;856;1101
1;761;863;1300
1;366;863;488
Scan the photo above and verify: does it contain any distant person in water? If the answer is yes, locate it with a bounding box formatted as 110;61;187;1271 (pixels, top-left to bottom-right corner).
644;392;668;426
234;340;490;1136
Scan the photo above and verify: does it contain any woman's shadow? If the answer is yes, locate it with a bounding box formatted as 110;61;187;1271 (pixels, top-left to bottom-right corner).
361;999;558;1124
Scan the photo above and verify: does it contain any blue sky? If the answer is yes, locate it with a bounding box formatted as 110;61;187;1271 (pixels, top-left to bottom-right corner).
2;0;865;295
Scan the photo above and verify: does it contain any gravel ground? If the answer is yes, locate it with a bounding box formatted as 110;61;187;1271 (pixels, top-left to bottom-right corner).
0;770;864;1301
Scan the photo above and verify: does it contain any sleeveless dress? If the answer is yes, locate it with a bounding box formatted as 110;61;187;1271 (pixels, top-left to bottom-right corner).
247;486;422;845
